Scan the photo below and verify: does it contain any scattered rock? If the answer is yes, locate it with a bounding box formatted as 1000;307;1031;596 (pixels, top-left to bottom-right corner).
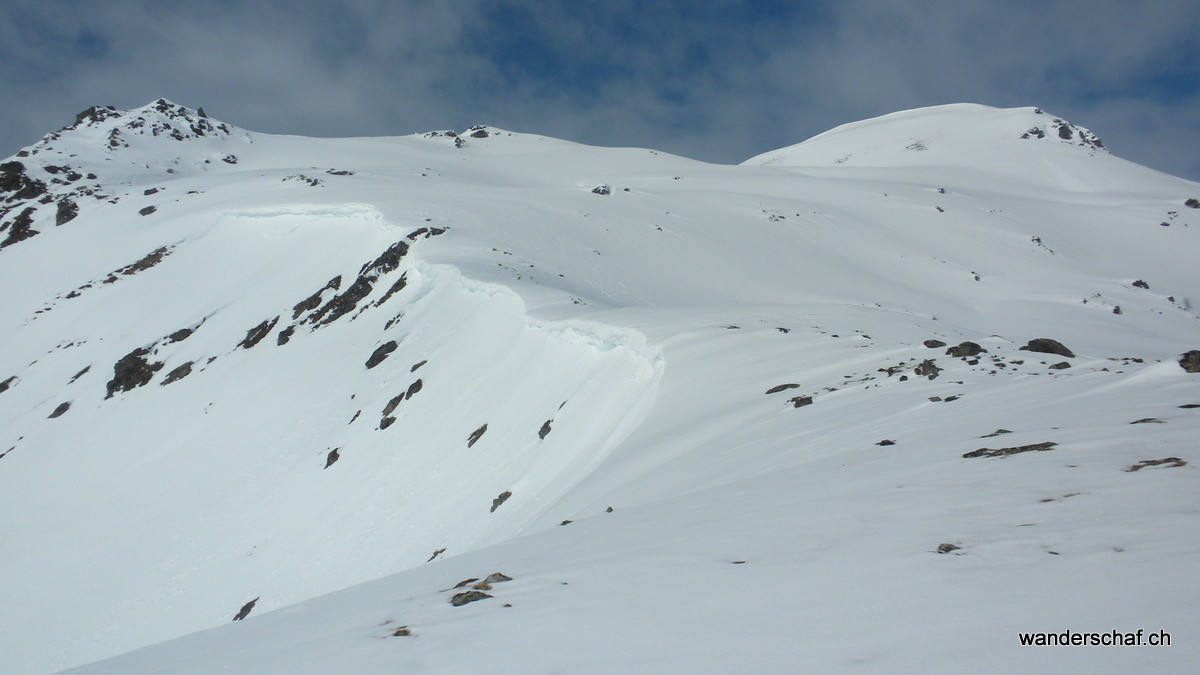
765;383;801;394
914;359;941;379
382;393;405;417
69;366;91;383
138;205;156;216
483;572;513;584
1048;361;1071;370
405;379;422;399
238;317;279;349
1126;457;1187;471
559;520;573;526
161;361;194;385
945;341;985;358
605;506;613;513
374;273;408;306
292;276;342;319
110;246;173;279
1179;351;1200;373
468;423;488;447
1132;279;1149;289
0;375;17;393
166;328;193;343
490;490;511;512
980;428;1012;438
411;360;427;372
1020;338;1075;358
48;401;71;419
324;448;340;468
923;339;946;348
591;184;611;196
379;416;396;430
452;578;479;589
1;161;48;202
427;548;446;562
275;325;295;345
538;419;552;439
936;543;961;554
963;441;1057;458
788;395;813;408
1179;403;1200;409
450;590;492;607
0;207;39;248
390;626;412;637
366;341;398;369
232;597;259;621
106;347;164;398
307;242;409;326
55;198;78;225
876;439;895;446
1185;198;1200;208
1129;418;1165;424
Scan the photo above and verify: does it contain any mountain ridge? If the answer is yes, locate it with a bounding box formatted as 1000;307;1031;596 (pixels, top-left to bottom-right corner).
2;100;1198;673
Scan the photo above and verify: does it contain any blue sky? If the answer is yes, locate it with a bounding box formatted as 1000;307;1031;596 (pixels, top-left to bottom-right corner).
1;0;1197;179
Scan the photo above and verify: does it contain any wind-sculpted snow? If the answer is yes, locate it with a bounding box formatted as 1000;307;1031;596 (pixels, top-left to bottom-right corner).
0;199;661;672
225;202;387;222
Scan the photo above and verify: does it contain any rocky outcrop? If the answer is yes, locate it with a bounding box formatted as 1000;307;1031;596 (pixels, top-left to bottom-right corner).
238;317;279;349
1020;116;1105;151
945;341;984;358
963;441;1057;458
365;341;398;369
1020;338;1074;358
1179;351;1200;373
450;590;492;606
914;359;941;379
232;597;258;621
106;348;165;398
490;490;511;512
160;362;194;385
468;424;488;448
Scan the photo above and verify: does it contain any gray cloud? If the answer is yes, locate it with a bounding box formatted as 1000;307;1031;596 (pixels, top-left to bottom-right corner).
1;0;1196;179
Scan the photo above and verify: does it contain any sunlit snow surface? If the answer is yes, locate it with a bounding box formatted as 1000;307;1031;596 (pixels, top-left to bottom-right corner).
1;101;1198;673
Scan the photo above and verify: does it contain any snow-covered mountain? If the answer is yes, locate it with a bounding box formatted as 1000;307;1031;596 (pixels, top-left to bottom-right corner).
2;100;1198;673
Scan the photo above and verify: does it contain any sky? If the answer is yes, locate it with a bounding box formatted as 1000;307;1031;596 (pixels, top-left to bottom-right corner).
1;0;1197;179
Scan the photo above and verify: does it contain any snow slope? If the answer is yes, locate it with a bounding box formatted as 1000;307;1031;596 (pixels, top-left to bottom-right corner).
2;101;1198;672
